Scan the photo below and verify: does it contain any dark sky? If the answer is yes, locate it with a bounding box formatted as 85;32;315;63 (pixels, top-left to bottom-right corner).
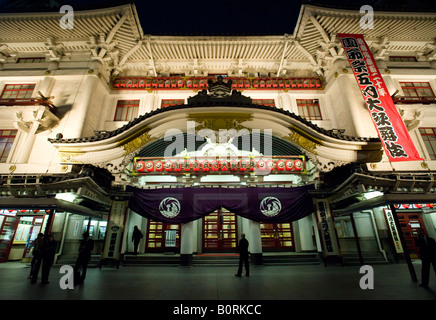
0;0;435;35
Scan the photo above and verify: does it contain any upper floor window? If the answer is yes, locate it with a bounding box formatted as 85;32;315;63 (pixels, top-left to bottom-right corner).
297;99;322;120
114;100;139;121
17;57;45;64
400;82;435;98
161;99;185;108
252;99;275;107
1;84;35;99
419;127;436;160
389;56;417;62
0;130;17;163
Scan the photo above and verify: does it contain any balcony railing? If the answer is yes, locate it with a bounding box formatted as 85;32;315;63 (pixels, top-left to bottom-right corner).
392;96;436;105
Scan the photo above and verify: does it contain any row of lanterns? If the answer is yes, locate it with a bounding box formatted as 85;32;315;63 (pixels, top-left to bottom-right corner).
394;204;435;209
135;158;304;174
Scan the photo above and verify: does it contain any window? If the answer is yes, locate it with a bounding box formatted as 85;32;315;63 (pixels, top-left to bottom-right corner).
0;130;17;163
252;99;275;107
17;58;45;64
161;99;185;108
400;82;435;99
1;84;35;99
419;128;436;160
297;99;322;120
389;56;417;62
114;100;139;121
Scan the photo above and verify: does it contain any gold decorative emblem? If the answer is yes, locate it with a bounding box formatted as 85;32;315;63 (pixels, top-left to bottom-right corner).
284;130;319;154
57;152;84;164
187;113;253;131
120;128;156;155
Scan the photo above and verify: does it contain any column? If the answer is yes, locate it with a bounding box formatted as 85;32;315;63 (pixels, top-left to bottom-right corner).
314;199;341;265
248;219;263;265
180;221;194;266
101;193;129;268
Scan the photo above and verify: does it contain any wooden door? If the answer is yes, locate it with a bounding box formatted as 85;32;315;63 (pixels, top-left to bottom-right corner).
260;222;294;251
203;208;237;252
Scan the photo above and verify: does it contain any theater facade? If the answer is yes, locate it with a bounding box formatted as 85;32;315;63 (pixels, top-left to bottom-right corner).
0;2;435;268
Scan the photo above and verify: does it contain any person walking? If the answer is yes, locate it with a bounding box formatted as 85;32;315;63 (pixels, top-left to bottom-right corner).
132;225;143;255
415;229;436;288
235;233;249;277
28;233;44;280
41;234;57;284
74;231;94;285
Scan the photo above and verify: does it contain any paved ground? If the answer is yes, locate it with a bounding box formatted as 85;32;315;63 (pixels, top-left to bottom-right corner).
0;260;434;317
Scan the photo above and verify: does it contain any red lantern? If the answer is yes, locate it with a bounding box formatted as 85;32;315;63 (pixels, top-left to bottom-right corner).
33;210;40;213
402;204;410;209
220;160;229;171
145;161;154;172
183;160;191;172
294;159;303;171
165;161;173;172
230;160;239;171
415;204;423;209
202;160;210;172
155;161;163;172
211;160;220;171
20;210;27;213
136;161;145;172
285;160;294;171
266;160;275;171
257;160;266;171
173;161;182;172
192;160;201;172
239;160;249;171
249;159;256;171
276;160;285;171
426;203;435;208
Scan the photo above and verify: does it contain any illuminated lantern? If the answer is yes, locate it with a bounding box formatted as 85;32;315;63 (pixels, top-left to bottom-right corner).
276;160;285;171
146;161;154;172
266;160;275;171
426;203;435;208
155;161;163;172
230;160;239;171
192;160;201;172
202;160;210;172
165;161;173;172
285;160;294;171
239;159;249;171
394;204;400;209
220;160;229;171
415;204;423;209
294;159;303;171
183;160;191;172
249;159;256;171
173;161;182;172
136;161;145;172
257;160;266;171
211;160;220;171
20;210;27;213
402;204;410;209
33;210;40;213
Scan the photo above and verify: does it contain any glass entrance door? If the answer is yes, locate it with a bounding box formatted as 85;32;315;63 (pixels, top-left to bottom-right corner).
203;208;237;252
145;220;180;253
0;215;19;262
397;212;426;259
260;222;294;251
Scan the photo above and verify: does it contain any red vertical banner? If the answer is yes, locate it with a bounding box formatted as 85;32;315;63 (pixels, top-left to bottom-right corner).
338;33;423;162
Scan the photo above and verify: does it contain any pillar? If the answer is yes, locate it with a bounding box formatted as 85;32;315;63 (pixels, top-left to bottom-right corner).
180;221;194;266
247;219;263;265
314;199;341;265
101;193;129;268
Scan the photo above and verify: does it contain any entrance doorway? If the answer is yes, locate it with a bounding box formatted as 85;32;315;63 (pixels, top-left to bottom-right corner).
202;208;237;252
397;212;426;259
145;220;181;253
0;215;19;262
260;223;294;251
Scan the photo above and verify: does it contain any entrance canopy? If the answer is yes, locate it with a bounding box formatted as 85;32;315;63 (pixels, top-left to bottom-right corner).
126;184;315;224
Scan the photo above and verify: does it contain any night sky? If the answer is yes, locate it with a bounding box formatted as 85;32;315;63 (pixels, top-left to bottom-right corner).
0;0;435;35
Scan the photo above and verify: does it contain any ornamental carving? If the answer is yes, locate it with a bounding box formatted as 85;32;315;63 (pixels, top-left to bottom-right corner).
57;152;84;164
121;130;156;155
284;131;319;154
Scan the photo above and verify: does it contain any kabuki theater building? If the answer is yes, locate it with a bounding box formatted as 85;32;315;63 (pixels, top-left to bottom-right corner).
0;1;436;274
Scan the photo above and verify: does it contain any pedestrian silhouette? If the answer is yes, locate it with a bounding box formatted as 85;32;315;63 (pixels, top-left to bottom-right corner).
132;226;143;255
28;233;44;280
41;234;57;284
74;231;94;285
415;228;436;288
235;233;249;277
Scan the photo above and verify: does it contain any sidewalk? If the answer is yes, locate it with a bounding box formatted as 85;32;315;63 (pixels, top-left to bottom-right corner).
0;260;435;300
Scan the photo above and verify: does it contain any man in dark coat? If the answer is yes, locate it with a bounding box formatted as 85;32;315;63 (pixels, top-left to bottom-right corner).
41;234;57;284
235;233;249;277
415;229;436;288
132;226;143;255
74;232;94;284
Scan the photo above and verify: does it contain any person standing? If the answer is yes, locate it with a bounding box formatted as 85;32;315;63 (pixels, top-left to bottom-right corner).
41;234;57;284
28;233;44;280
74;232;94;284
235;233;249;277
415;229;436;288
132;225;143;255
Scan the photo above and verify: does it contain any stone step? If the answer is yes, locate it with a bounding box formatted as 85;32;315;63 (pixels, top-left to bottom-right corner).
55;254;101;268
341;252;388;265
